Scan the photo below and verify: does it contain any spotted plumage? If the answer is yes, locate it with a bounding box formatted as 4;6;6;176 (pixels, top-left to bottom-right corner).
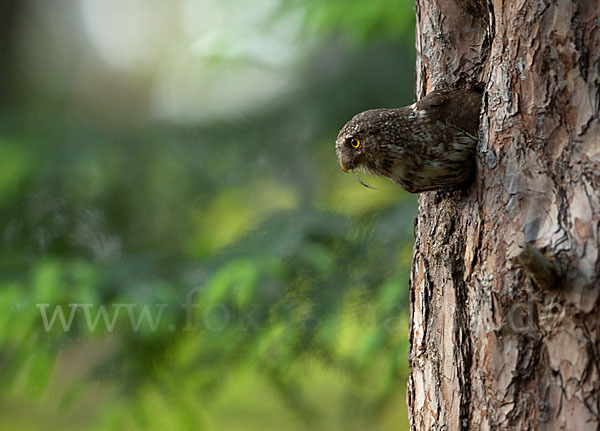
335;89;482;193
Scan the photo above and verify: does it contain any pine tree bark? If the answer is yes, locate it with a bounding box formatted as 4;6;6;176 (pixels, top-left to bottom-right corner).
407;1;600;429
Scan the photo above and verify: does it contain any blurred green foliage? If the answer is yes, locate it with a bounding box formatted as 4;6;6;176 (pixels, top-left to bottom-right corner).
297;0;415;43
0;0;416;429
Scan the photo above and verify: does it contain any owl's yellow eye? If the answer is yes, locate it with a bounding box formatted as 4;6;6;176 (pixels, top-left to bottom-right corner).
350;138;361;148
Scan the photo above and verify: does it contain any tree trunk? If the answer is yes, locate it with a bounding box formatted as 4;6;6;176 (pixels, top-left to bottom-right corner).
407;0;600;429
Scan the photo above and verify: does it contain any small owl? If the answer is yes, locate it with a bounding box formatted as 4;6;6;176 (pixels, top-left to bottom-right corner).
335;89;481;193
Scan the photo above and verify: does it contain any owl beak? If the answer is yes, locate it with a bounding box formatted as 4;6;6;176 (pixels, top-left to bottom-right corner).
339;159;350;172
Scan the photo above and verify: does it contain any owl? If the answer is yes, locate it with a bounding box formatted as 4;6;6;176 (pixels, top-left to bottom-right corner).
335;89;482;193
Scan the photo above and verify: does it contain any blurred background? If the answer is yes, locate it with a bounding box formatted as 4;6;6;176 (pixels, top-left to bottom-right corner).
0;0;417;429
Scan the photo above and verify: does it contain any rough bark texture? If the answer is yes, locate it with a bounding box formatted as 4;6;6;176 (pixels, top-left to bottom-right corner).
408;0;600;430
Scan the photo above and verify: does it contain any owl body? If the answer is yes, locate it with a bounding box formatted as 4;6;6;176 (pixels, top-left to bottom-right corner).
335;89;481;193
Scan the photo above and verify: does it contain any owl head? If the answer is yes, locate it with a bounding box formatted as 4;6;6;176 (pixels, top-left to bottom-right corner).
335;109;400;175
